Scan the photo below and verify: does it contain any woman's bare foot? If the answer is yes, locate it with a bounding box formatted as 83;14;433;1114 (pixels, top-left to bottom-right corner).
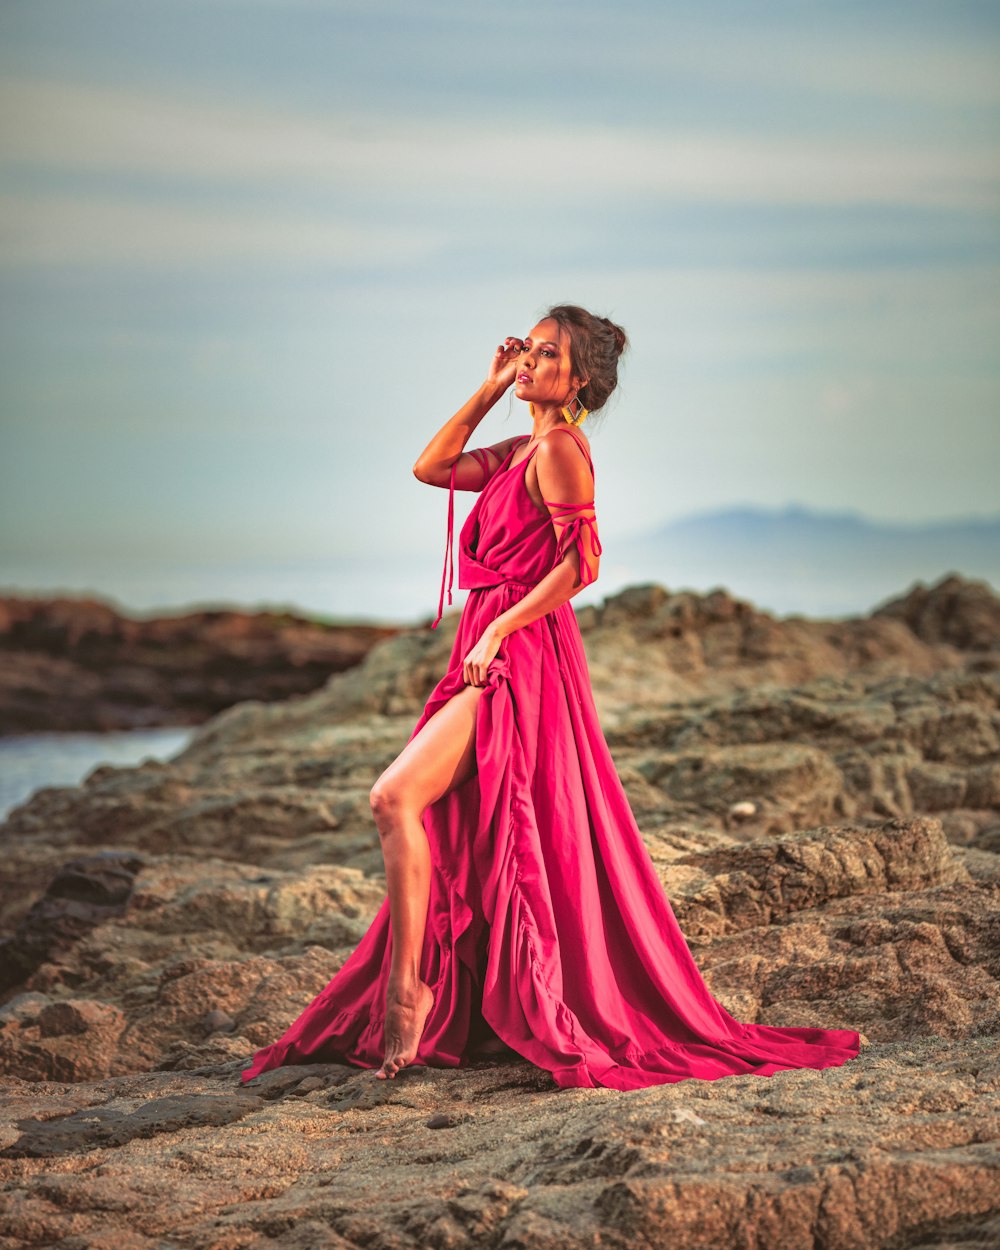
376;979;434;1079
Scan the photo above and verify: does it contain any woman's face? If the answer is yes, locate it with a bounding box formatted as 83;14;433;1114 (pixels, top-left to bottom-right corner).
513;318;583;409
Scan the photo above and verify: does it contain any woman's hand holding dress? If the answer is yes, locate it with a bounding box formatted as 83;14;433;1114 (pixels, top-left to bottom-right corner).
461;622;503;688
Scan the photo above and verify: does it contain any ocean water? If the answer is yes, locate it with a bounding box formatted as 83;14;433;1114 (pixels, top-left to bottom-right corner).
0;727;196;824
3;538;995;628
2;532;995;825
0;554;457;627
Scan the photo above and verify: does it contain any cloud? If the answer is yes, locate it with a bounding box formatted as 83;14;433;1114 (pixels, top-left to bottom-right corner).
186;3;1000;112
2;76;997;214
622;17;1000;110
0;187;450;267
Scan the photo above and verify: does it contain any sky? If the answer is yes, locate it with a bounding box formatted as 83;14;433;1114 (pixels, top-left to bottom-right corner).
1;0;998;622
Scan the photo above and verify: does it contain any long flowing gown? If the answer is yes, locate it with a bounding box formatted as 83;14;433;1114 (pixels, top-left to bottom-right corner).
241;426;861;1090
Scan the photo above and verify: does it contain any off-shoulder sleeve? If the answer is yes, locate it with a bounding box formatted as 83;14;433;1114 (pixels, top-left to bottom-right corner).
543;493;603;588
467;446;498;490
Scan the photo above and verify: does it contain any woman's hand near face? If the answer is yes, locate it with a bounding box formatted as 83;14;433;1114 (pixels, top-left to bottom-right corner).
486;337;524;389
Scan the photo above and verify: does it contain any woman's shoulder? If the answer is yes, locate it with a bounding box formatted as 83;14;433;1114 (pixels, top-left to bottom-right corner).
538;424;593;464
540;423;590;445
533;427;594;496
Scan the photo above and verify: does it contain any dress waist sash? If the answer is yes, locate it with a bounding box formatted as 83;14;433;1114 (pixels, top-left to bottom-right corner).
430;454;533;629
460;556;531;591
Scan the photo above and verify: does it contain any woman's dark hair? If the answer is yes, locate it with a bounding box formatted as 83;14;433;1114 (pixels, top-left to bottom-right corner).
544;304;628;416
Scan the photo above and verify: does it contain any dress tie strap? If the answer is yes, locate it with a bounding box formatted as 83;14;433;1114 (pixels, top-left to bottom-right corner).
542;498;603;588
432;460;459;630
431;450;496;630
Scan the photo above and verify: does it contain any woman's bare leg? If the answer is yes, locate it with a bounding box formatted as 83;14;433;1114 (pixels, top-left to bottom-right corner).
369;682;484;1078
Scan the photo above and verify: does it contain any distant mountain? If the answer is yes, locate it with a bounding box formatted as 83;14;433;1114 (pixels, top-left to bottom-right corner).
608;505;1000;619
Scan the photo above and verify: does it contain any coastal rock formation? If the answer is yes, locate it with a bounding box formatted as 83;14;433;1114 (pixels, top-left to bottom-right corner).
873;572;1000;651
0;594;400;733
0;572;997;1248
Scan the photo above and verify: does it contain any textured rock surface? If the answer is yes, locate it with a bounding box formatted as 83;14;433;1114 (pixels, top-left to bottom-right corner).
0;572;997;1248
1;1041;998;1249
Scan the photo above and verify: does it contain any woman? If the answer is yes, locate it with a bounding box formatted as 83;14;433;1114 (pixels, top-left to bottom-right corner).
241;304;861;1090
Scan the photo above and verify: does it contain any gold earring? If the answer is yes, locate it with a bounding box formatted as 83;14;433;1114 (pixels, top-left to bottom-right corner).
529;403;536;418
561;396;588;425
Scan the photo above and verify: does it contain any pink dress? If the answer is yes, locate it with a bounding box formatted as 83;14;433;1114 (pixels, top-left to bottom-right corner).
241;426;860;1089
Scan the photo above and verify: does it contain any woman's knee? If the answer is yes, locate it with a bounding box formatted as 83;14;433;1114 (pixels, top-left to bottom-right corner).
369;773;412;832
370;765;422;835
370;684;483;829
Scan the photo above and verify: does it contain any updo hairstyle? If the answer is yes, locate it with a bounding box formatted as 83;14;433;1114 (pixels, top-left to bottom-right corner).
544;304;628;416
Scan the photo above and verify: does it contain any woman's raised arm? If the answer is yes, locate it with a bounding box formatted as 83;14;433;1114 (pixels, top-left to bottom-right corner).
414;434;523;492
413;336;525;491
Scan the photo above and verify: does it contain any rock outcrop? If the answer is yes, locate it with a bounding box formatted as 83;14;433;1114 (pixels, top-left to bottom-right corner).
0;594;400;733
0;572;997;1249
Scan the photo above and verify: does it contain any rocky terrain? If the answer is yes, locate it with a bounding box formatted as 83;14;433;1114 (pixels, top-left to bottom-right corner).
0;571;998;1249
0;595;400;734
